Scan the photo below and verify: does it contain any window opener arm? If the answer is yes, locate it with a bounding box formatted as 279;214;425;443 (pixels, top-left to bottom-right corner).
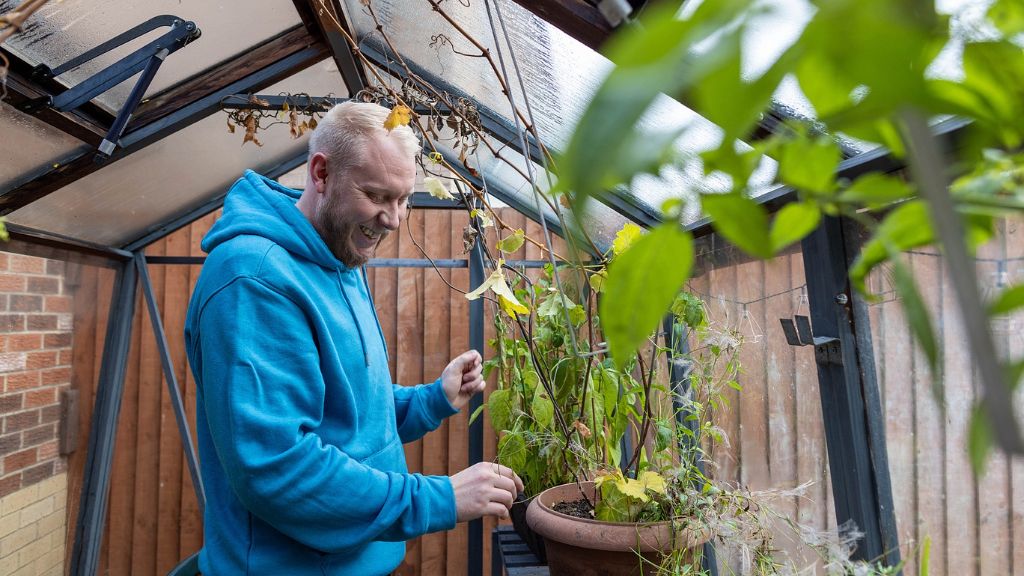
20;15;200;160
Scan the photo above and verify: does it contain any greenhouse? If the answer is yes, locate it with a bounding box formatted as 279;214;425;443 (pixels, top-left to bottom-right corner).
0;0;1021;575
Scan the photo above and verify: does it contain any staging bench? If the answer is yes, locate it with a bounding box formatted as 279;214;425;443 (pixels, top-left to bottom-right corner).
491;525;549;576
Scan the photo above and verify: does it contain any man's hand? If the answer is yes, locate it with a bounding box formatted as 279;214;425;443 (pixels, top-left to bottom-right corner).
451;462;525;522
441;350;485;410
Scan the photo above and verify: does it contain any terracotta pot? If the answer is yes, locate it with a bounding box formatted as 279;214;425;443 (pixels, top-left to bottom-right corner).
525;481;708;576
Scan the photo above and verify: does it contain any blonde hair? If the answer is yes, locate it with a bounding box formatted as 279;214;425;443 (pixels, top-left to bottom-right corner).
308;101;420;174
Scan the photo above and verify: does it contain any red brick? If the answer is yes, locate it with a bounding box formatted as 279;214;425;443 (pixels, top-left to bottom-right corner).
53;459;66;474
0;254;8;272
7;334;41;352
4;447;36;471
3;409;39;433
0;273;26;292
44;295;71;313
35;440;58;461
43;334;71;349
9;295;42;312
0;473;20;497
5;372;40;392
0;314;25;333
26;351;58;371
0;296;8;311
45;260;64;276
0;394;22;413
58;349;73;366
0;434;20;456
9;255;45;274
22;423;56;447
21;460;54;486
40;404;60;425
26;315;56;331
27;276;60;295
41;367;71;386
24;388;56;409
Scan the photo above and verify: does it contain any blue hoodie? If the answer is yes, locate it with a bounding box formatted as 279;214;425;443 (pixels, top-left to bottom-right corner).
185;170;459;575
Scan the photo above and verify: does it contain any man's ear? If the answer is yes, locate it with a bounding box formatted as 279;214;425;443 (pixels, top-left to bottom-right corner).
308;152;330;194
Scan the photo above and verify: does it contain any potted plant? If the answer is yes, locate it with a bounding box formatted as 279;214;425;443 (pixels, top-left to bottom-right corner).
469;223;750;574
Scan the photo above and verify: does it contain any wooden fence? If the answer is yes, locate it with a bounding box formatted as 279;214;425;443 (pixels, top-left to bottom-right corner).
64;211;1022;575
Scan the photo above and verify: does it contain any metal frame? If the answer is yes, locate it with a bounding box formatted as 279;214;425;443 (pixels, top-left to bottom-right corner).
468;237;487;576
801;216;900;567
135;254;207;516
69;259;138;576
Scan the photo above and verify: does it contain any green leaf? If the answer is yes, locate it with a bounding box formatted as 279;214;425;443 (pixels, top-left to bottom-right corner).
700;142;765;190
531;389;554;430
889;252;941;390
689;28;797;141
778;136;841;195
968;403;993;475
497;229;525;254
488;388;513;432
468;403;485;426
561;0;754;207
988;284;1024;316
837;173;914;209
849;201;934;294
498;433;527;473
989;0;1024;36
701;193;773;259
600;224;694;369
919;535;931;576
769;201;821;252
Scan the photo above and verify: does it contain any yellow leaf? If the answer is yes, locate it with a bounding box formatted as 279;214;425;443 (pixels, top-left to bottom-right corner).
594;470;623;488
428;151;443;164
618;478;650;502
423;176;454;200
588;269;607;293
465;265;529;317
612;223;643;256
384;105;413;132
498;295;528;318
470;209;493;229
638;471;667;495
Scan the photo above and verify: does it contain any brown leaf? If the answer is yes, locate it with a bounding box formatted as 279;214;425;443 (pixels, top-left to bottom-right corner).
248;94;270;107
226;117;235;134
572;420;592;439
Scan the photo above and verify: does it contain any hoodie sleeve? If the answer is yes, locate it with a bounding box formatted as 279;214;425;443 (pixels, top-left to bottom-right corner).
392;379;459;443
195;277;457;552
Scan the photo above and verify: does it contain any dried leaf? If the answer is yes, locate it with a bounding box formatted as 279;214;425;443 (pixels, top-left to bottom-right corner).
470;209;493;229
572;420;592;439
289;111;300;139
462;225;478;254
248;94;270;107
226;117;235;134
466;265;530;317
383;105;413;131
309;117;318;131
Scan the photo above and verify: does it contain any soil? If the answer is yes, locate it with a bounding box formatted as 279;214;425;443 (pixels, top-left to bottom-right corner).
553;498;595;519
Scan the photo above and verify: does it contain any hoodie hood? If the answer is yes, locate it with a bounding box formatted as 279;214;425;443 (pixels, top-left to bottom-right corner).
203;170;344;270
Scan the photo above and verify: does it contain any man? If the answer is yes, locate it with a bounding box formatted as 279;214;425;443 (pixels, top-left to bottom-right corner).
185;101;522;575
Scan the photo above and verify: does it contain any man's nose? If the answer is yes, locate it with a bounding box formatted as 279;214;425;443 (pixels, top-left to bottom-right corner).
378;201;404;231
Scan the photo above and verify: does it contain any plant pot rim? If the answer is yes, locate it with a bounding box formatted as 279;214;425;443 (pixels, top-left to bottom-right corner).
526;481;710;553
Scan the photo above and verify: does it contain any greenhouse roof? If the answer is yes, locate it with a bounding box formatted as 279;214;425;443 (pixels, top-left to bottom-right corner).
0;0;973;260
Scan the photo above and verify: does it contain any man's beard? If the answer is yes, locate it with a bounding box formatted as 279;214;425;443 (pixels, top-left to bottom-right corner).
311;193;382;268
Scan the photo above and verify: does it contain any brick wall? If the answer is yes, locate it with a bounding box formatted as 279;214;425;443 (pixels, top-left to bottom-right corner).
0;474;67;576
0;253;75;498
0;252;75;576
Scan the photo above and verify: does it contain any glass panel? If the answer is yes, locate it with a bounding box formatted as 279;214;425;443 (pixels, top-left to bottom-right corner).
867;216;1024;575
0;101;90;193
7;59;346;247
688;235;838;573
0;0;301;114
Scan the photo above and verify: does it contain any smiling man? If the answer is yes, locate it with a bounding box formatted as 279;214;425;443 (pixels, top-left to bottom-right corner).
184;102;522;576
